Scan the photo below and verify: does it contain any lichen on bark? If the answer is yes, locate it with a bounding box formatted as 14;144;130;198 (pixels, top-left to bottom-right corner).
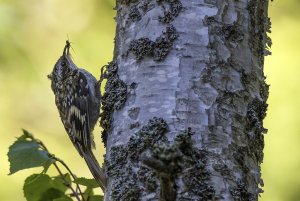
128;25;179;61
157;0;183;24
106;117;168;200
248;0;272;62
100;61;127;146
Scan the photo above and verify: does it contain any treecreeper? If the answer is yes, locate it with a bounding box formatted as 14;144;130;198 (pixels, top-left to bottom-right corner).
48;40;107;191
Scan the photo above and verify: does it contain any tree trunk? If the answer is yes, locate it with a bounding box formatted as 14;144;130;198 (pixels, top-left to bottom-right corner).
100;0;270;200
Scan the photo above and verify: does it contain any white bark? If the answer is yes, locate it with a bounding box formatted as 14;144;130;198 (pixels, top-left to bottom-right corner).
101;0;270;200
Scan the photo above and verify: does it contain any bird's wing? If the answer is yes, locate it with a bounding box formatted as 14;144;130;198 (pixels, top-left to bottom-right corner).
66;71;92;154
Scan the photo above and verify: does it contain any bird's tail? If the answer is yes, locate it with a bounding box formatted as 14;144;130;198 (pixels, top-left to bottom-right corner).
82;150;106;191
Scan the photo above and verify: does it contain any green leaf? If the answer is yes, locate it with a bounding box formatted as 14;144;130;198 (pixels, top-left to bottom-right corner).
39;188;65;201
52;174;71;193
89;195;104;201
83;187;94;201
8;137;51;174
19;129;34;140
63;173;72;184
53;197;73;201
74;177;99;188
41;158;54;174
23;174;67;201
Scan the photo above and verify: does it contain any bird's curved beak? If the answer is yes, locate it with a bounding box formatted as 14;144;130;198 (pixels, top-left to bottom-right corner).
63;40;71;56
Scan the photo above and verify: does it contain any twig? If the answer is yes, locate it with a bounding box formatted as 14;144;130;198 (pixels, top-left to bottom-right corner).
37;140;85;201
53;162;81;201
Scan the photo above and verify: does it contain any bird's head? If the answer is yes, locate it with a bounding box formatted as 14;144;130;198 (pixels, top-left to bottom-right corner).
48;40;76;84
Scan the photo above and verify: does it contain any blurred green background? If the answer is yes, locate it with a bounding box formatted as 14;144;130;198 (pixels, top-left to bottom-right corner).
0;0;298;200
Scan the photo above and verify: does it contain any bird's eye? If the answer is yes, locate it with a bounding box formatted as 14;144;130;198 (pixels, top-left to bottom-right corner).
61;61;66;67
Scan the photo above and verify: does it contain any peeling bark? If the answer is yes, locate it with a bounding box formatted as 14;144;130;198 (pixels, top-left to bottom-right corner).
102;0;270;200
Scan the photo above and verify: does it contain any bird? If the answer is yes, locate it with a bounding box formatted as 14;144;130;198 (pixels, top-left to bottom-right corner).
48;40;106;190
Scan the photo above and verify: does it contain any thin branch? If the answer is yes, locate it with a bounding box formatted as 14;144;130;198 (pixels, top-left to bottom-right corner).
54;156;87;201
37;140;85;201
52;162;81;201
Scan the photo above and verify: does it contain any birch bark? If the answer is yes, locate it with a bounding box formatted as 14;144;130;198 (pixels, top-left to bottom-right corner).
101;0;270;200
